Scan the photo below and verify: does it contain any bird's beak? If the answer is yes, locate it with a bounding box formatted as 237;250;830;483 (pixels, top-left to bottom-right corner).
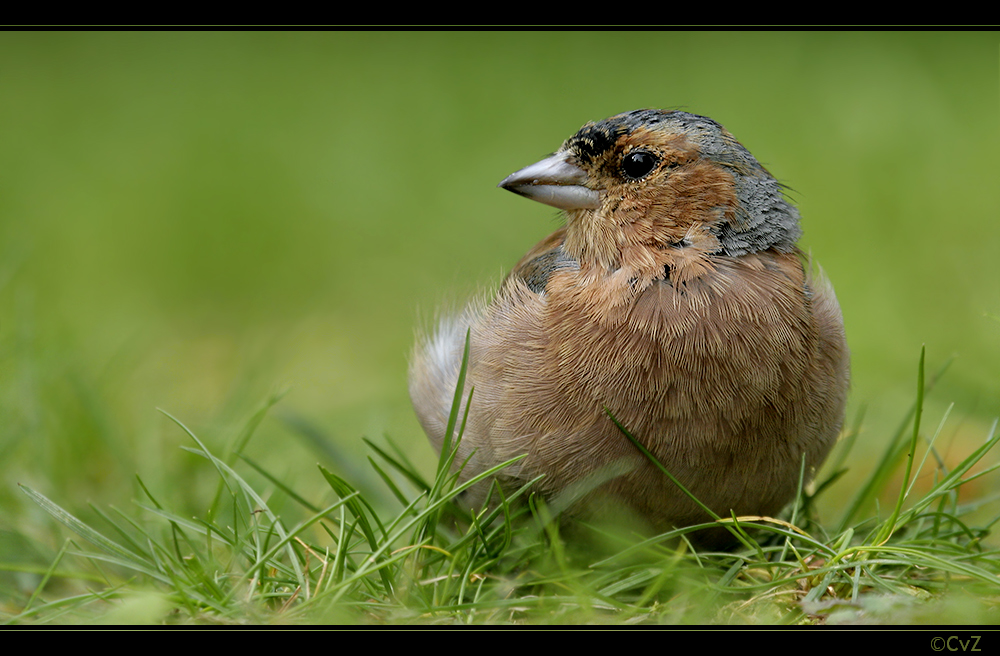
498;151;601;210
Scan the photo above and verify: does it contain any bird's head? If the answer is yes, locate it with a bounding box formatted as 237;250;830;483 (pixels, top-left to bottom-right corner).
499;109;802;277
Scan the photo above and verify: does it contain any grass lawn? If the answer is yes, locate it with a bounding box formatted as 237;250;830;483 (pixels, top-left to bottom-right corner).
1;31;998;625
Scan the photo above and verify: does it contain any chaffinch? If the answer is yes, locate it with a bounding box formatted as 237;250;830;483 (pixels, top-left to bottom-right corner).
410;109;849;541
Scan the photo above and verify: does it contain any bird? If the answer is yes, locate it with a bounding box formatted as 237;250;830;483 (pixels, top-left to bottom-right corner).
409;109;849;542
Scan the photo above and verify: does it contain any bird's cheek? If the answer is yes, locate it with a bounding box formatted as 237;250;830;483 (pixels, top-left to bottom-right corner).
564;207;598;227
602;195;623;215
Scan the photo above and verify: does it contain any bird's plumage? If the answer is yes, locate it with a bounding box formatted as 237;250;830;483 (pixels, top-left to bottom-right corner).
410;109;849;540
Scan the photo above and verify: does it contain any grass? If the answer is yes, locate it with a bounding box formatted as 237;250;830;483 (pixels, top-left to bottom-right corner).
5;346;1000;625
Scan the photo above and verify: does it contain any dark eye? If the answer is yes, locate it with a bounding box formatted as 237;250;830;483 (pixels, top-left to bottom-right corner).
621;150;659;180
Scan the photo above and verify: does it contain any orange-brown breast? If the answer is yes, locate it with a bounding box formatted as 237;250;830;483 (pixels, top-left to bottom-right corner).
426;232;849;532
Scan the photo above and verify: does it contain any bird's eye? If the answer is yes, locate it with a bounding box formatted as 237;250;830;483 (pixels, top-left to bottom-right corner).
621;150;659;180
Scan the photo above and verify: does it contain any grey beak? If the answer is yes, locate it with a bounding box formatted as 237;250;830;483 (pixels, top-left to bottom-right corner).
498;151;601;210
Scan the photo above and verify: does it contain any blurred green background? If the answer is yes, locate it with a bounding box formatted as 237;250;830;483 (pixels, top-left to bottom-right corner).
1;32;998;592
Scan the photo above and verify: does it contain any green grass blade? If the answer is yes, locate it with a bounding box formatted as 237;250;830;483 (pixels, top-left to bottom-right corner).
318;464;394;595
876;346;925;544
19;485;148;565
437;329;471;480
